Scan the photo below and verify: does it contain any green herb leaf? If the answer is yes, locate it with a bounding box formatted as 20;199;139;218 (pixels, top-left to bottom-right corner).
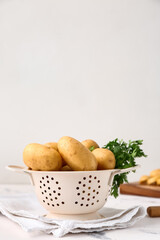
103;139;147;198
89;146;95;152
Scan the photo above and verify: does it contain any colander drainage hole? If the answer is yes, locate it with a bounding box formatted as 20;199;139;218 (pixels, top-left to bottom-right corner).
49;193;52;196
56;181;59;184
80;204;83;206
47;181;49;183
57;204;59;206
55;197;57;200
76;187;79;190
52;204;54;207
87;198;90;201
89;175;92;178
77;193;80;196
88;187;91;189
50;198;53;201
46;197;48;199
82;190;85;193
46;176;49;178
93;189;95;192
44;190;47;193
86;204;89;207
78;181;81;184
98;180;100;183
91;203;94;205
83;177;86;180
62;202;65;204
94;176;97;179
97;200;99;202
83;184;86;187
43;184;45;187
53;190;56;193
89;180;91;183
81;197;84;200
40;180;42;183
47;203;50;205
48;187;50;190
42;192;44;194
75;201;78;204
43;200;45;203
58;187;61;190
98;185;101;188
96;192;99;194
58;193;61;196
51;177;54;180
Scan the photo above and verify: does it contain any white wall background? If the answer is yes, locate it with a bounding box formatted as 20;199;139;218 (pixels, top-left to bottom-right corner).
0;0;160;184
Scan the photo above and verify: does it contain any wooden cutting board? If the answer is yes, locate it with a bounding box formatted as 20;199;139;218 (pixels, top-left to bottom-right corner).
120;182;160;198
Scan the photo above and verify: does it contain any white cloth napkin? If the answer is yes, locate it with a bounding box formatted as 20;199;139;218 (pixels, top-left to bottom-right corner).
0;192;146;237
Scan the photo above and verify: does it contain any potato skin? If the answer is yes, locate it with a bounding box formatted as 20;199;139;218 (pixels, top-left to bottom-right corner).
157;178;160;185
92;148;116;170
58;136;97;171
139;175;150;184
44;142;66;166
150;169;160;177
44;142;58;151
81;139;99;150
147;176;160;185
61;165;72;171
23;143;62;171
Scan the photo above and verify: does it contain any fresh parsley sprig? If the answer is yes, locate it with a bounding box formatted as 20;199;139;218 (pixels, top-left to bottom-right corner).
103;139;147;198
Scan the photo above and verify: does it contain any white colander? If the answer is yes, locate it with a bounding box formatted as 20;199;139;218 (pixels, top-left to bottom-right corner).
7;165;140;220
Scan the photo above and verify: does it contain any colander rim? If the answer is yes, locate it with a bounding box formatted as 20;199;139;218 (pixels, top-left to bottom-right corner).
23;165;139;174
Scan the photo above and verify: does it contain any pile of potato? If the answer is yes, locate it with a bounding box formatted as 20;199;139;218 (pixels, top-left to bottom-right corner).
23;136;116;171
139;169;160;186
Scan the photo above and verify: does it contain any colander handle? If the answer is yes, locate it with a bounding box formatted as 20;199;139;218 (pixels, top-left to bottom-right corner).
113;165;140;176
108;165;141;187
6;165;27;173
6;165;35;185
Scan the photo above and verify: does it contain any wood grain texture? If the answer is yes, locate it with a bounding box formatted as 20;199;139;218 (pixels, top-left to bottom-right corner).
147;206;160;217
120;182;160;198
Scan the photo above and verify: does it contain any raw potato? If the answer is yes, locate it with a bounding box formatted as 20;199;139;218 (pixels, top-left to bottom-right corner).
92;148;116;170
150;169;160;177
81;139;99;151
23;143;62;171
156;178;160;186
44;142;66;166
61;165;72;171
139;175;150;184
58;136;97;171
44;142;58;151
139;168;160;186
147;176;160;185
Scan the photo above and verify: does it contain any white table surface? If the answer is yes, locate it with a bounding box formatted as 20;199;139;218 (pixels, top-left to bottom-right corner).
0;184;160;240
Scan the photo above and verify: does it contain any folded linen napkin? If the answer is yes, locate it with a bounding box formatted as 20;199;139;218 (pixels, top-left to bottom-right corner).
0;192;146;237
